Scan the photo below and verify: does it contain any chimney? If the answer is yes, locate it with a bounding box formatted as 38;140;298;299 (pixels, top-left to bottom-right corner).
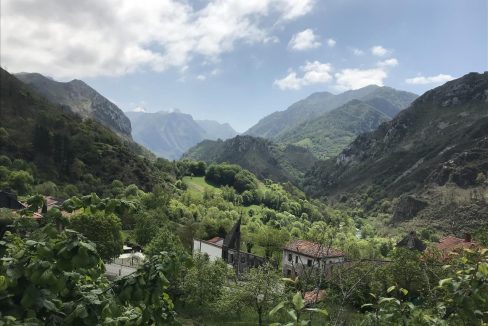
464;233;472;243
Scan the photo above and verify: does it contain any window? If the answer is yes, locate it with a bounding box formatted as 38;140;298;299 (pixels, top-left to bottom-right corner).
307;259;312;267
241;256;246;263
287;269;291;277
295;256;298;264
230;254;234;263
288;253;292;262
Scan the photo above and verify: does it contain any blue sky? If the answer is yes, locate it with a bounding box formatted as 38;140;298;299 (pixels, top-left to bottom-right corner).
1;0;487;131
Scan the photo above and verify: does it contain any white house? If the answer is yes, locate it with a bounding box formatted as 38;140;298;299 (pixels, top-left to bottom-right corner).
282;239;345;277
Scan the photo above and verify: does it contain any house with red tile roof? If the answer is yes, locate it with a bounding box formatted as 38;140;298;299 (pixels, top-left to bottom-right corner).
434;234;479;259
282;239;345;277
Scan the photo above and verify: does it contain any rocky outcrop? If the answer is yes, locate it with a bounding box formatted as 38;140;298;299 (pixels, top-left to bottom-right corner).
392;195;428;222
15;73;132;138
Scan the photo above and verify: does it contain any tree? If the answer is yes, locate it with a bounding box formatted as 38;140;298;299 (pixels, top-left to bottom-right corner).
236;264;284;326
0;225;178;325
7;170;34;195
180;253;230;314
144;227;186;258
69;211;123;261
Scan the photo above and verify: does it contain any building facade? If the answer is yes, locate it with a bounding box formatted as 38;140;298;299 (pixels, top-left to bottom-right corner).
193;218;266;275
282;239;345;277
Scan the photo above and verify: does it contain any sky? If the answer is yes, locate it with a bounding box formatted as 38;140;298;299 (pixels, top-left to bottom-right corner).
1;0;487;132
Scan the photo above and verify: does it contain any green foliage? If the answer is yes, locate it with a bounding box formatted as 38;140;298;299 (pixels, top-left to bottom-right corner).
7;170;34;195
69;211;123;261
233;264;284;326
180;254;230;314
0;225;178;325
144;227;187;258
270;290;328;326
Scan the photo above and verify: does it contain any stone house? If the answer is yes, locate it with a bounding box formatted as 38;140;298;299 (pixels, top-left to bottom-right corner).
282;239;345;277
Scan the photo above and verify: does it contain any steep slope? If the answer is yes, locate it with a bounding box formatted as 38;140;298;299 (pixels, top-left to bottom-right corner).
15;72;132;138
245;86;417;139
195;120;238;140
276;100;390;159
304;72;488;231
182;135;317;184
127;111;238;160
0;68;161;190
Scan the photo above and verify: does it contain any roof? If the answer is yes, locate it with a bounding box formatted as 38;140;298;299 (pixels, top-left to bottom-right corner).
207;237;224;246
284;240;345;258
303;289;326;305
45;196;60;209
397;231;426;251
435;236;478;253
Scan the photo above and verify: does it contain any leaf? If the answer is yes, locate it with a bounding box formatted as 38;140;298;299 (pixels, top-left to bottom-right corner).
269;301;286;316
287;309;297;321
387;285;396;293
439;278;453;287
292;291;304;311
305;308;328;316
361;303;373;309
400;288;409;296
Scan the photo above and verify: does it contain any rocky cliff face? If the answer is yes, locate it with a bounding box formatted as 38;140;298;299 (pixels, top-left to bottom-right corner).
15;73;132;138
303;72;488;231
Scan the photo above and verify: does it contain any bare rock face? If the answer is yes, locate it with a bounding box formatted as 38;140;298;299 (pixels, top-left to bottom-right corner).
15;73;132;138
392;195;428;222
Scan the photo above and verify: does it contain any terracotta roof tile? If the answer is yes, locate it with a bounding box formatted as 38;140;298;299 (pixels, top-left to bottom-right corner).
435;236;479;253
303;290;326;304
284;240;345;258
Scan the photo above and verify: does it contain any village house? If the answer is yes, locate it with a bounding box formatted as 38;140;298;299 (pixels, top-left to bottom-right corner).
282;239;345;277
434;233;479;259
193;218;266;274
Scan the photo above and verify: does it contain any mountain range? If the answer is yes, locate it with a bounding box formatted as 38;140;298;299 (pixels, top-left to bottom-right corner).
245;85;417;159
15;72;132;138
245;85;417;139
304;72;488;231
127;111;238;160
182;135;317;184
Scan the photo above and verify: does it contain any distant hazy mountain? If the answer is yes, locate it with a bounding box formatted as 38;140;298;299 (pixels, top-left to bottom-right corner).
15;72;132;138
277;99;391;159
127;111;237;160
182;135;317;184
245;85;417;140
196;120;238;140
304;72;488;231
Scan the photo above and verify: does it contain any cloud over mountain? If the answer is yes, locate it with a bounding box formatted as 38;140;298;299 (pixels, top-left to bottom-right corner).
1;0;315;79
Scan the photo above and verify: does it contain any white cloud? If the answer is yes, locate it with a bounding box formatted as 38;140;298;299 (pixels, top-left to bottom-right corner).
274;61;332;90
133;106;146;112
274;72;302;90
335;68;387;91
377;58;398;67
352;48;365;56
405;74;455;85
288;29;321;51
327;38;336;48
1;0;315;79
196;74;207;81
371;45;391;57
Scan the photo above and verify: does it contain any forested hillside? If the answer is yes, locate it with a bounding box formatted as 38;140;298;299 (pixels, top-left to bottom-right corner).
245;85;417;140
304;72;488;232
0;68;164;192
182;135;318;184
276;99;390;159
